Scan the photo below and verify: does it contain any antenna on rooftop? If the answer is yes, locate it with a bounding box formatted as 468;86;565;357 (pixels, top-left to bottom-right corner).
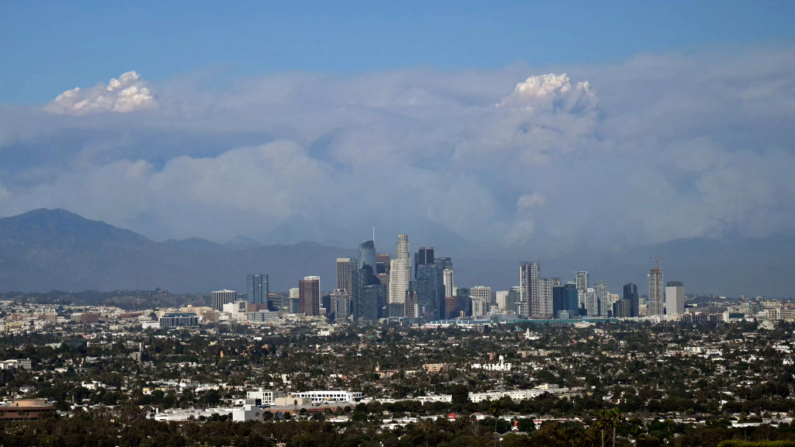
373;226;375;244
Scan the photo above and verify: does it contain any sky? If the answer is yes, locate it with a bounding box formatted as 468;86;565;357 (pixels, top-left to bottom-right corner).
1;1;795;257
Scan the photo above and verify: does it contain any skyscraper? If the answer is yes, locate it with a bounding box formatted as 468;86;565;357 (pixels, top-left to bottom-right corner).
496;291;510;311
508;286;521;313
299;276;321;316
552;283;579;318
585;288;598;316
665;281;685;316
529;262;540;317
443;268;454;298
376;253;391;274
331;289;349;319
211;289;237;311
470;286;491;317
595;281;609;317
519;263;531;317
623;283;639;317
648;262;664;316
246;274;269;305
336;258;354;292
358;241;377;271
388;234;411;310
435;257;453;271
537;277;554;318
575;271;589;291
415;247;434;277
416;262;442;319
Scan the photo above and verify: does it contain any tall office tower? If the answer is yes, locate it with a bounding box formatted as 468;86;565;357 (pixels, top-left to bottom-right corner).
416;262;442;319
470;286;492;317
388;234;412;310
575;271;589;291
623;283;639;317
288;288;300;314
377;272;390;298
665;281;685;316
211;289;237;311
405;291;419;319
519;263;531;306
358;241;377;271
435;257;453;271
529;262;541;316
518;300;531;318
246;274;269;305
359;283;385;322
648;263;664;316
585;288;598;316
537;278;554;318
595;281;609;317
336;258;353;292
496;291;510;311
552;283;579;318
376;253;391;274
299;276;321;316
331;289;349;319
443;269;454;298
508;286;521;313
415;247;435;277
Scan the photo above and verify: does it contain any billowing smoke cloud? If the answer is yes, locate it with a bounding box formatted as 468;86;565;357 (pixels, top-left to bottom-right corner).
1;46;794;257
498;73;596;112
43;71;156;115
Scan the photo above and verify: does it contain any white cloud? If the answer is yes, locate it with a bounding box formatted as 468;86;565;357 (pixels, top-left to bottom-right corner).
2;46;795;254
497;73;596;112
43;71;157;115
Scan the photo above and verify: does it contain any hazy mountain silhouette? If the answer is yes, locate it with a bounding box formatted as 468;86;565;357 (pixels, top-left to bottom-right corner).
0;209;354;293
0;209;793;297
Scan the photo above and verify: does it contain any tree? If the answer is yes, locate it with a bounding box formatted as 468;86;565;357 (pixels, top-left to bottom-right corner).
451;385;469;405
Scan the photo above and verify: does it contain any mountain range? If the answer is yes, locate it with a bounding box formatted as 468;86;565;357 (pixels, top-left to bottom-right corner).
0;209;793;297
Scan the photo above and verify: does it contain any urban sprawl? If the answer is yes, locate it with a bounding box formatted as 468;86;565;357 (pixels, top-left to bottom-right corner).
0;234;793;447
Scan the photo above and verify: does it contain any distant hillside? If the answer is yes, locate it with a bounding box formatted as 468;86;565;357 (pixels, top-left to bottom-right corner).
0;209;793;297
0;209;354;293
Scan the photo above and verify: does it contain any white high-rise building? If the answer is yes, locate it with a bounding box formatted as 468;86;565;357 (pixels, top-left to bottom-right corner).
443;269;454;298
496;291;510;311
388;234;411;306
585;288;599;317
575;271;589;292
470;286;491;317
211;290;237;311
648;263;664;316
537;278;555;318
665;282;685;316
595;281;609;317
529;262;540;316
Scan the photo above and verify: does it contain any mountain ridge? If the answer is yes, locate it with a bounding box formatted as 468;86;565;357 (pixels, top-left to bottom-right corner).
0;209;793;297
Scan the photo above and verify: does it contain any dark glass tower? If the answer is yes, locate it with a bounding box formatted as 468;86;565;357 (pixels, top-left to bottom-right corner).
552;283;579;318
246;274;269;305
623;283;639;317
414;247;435;278
357;241;377;271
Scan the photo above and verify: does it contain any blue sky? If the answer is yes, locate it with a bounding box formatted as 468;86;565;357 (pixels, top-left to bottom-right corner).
2;1;795;104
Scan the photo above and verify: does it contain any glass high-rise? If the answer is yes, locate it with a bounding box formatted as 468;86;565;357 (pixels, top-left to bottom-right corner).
623;283;639;317
357;241;377;271
247;274;269;305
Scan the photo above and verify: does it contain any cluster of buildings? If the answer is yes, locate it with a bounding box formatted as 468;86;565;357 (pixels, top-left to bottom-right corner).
203;233;696;326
